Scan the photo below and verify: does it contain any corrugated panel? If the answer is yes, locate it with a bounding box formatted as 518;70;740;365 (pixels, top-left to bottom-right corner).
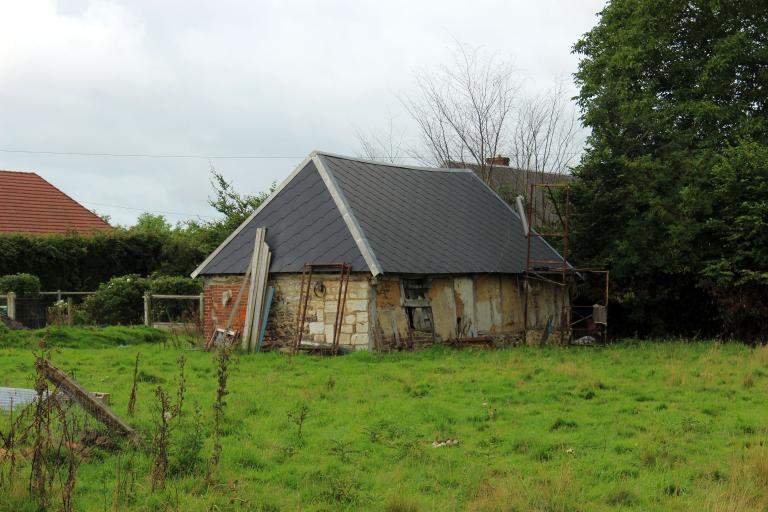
0;387;47;412
199;161;368;275
319;154;563;274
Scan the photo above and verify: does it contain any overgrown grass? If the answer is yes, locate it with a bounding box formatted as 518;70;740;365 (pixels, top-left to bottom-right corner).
1;332;768;510
0;325;173;349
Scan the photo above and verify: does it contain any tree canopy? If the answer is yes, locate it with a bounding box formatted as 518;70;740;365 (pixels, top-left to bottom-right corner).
571;0;768;339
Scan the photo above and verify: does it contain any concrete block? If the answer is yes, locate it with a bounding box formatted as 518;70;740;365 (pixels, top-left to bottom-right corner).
351;333;368;345
308;322;324;335
340;323;354;334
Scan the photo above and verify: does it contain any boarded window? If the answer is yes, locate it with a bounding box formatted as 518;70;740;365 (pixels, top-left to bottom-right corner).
401;279;433;333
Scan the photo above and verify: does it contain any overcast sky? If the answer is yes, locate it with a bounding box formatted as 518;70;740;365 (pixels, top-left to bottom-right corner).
0;0;606;225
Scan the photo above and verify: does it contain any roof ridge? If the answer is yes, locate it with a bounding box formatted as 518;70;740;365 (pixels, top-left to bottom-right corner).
313;150;473;174
313;154;383;276
0;169;39;175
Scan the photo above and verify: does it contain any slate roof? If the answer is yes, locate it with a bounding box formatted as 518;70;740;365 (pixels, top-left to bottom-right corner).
0;170;112;234
192;152;565;277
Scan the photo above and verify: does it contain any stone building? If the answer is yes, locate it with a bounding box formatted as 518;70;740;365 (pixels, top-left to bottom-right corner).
192;151;568;350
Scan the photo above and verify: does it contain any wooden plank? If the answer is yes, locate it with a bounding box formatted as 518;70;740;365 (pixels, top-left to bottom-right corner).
35;359;138;443
249;244;271;349
39;291;96;296
248;250;272;351
242;229;267;350
149;294;203;300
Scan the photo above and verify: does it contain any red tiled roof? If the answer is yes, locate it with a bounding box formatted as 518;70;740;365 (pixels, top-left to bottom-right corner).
0;170;112;234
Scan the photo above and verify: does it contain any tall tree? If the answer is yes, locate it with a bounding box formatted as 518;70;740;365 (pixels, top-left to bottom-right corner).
571;0;768;338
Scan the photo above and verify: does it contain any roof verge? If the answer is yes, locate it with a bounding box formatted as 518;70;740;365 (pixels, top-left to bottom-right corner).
190;153;316;278
313;154;383;276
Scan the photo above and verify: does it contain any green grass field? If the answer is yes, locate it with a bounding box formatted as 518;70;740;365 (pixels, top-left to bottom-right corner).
1;327;768;511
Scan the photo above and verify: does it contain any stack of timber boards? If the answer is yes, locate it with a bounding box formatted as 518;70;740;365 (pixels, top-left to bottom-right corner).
242;227;272;352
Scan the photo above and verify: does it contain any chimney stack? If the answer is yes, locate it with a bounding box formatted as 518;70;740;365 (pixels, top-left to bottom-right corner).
485;155;510;167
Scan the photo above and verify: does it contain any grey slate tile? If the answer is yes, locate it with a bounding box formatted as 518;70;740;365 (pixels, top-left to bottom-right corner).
197;153;565;276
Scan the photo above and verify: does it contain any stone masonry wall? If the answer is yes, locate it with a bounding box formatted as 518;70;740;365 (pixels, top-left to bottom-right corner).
204;273;371;350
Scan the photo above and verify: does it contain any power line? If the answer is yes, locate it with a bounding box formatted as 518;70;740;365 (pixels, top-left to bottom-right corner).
81;200;216;219
0;147;583;160
0;148;304;159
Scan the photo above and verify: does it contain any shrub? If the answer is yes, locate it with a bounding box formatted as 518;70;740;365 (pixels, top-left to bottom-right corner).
0;273;41;296
83;275;149;325
149;275;203;295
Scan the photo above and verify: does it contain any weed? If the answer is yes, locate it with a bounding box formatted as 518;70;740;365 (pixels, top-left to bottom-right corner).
607;489;638;506
207;341;233;483
287;404;310;440
549;418;577;431
743;372;755;389
664;483;686;496
169;403;205;477
173;355;187;418
112;451;138;510
137;370;165;384
150;386;171;491
127;353;140;417
314;472;361;505
329;439;361;463
29;362;51;509
748;445;768;486
385;496;419;512
641;449;657;467
680;416;710;434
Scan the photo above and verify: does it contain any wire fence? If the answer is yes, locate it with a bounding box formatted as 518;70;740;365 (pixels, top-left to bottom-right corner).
2;291;204;333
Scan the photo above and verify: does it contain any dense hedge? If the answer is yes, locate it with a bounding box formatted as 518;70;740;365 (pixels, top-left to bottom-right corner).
0;232;207;291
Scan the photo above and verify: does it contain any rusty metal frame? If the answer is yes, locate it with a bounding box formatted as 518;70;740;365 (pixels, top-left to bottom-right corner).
292;262;352;355
522;183;609;345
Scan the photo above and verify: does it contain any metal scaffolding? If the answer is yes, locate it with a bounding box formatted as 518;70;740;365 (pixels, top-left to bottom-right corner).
522;183;609;344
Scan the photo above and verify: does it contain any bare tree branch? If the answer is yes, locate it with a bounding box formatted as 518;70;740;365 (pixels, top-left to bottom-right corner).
400;42;519;183
355;112;407;164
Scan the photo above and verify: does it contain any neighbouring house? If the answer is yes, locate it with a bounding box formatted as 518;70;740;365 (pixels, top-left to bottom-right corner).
192;151;568;351
454;157;574;226
0;170;112;234
456;156;574;198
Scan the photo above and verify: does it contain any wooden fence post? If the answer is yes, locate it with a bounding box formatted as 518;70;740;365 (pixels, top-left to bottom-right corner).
143;293;151;327
67;297;74;327
7;292;16;320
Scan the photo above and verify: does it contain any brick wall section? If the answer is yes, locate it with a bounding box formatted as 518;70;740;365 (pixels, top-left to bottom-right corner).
203;275;251;340
203;273;371;350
